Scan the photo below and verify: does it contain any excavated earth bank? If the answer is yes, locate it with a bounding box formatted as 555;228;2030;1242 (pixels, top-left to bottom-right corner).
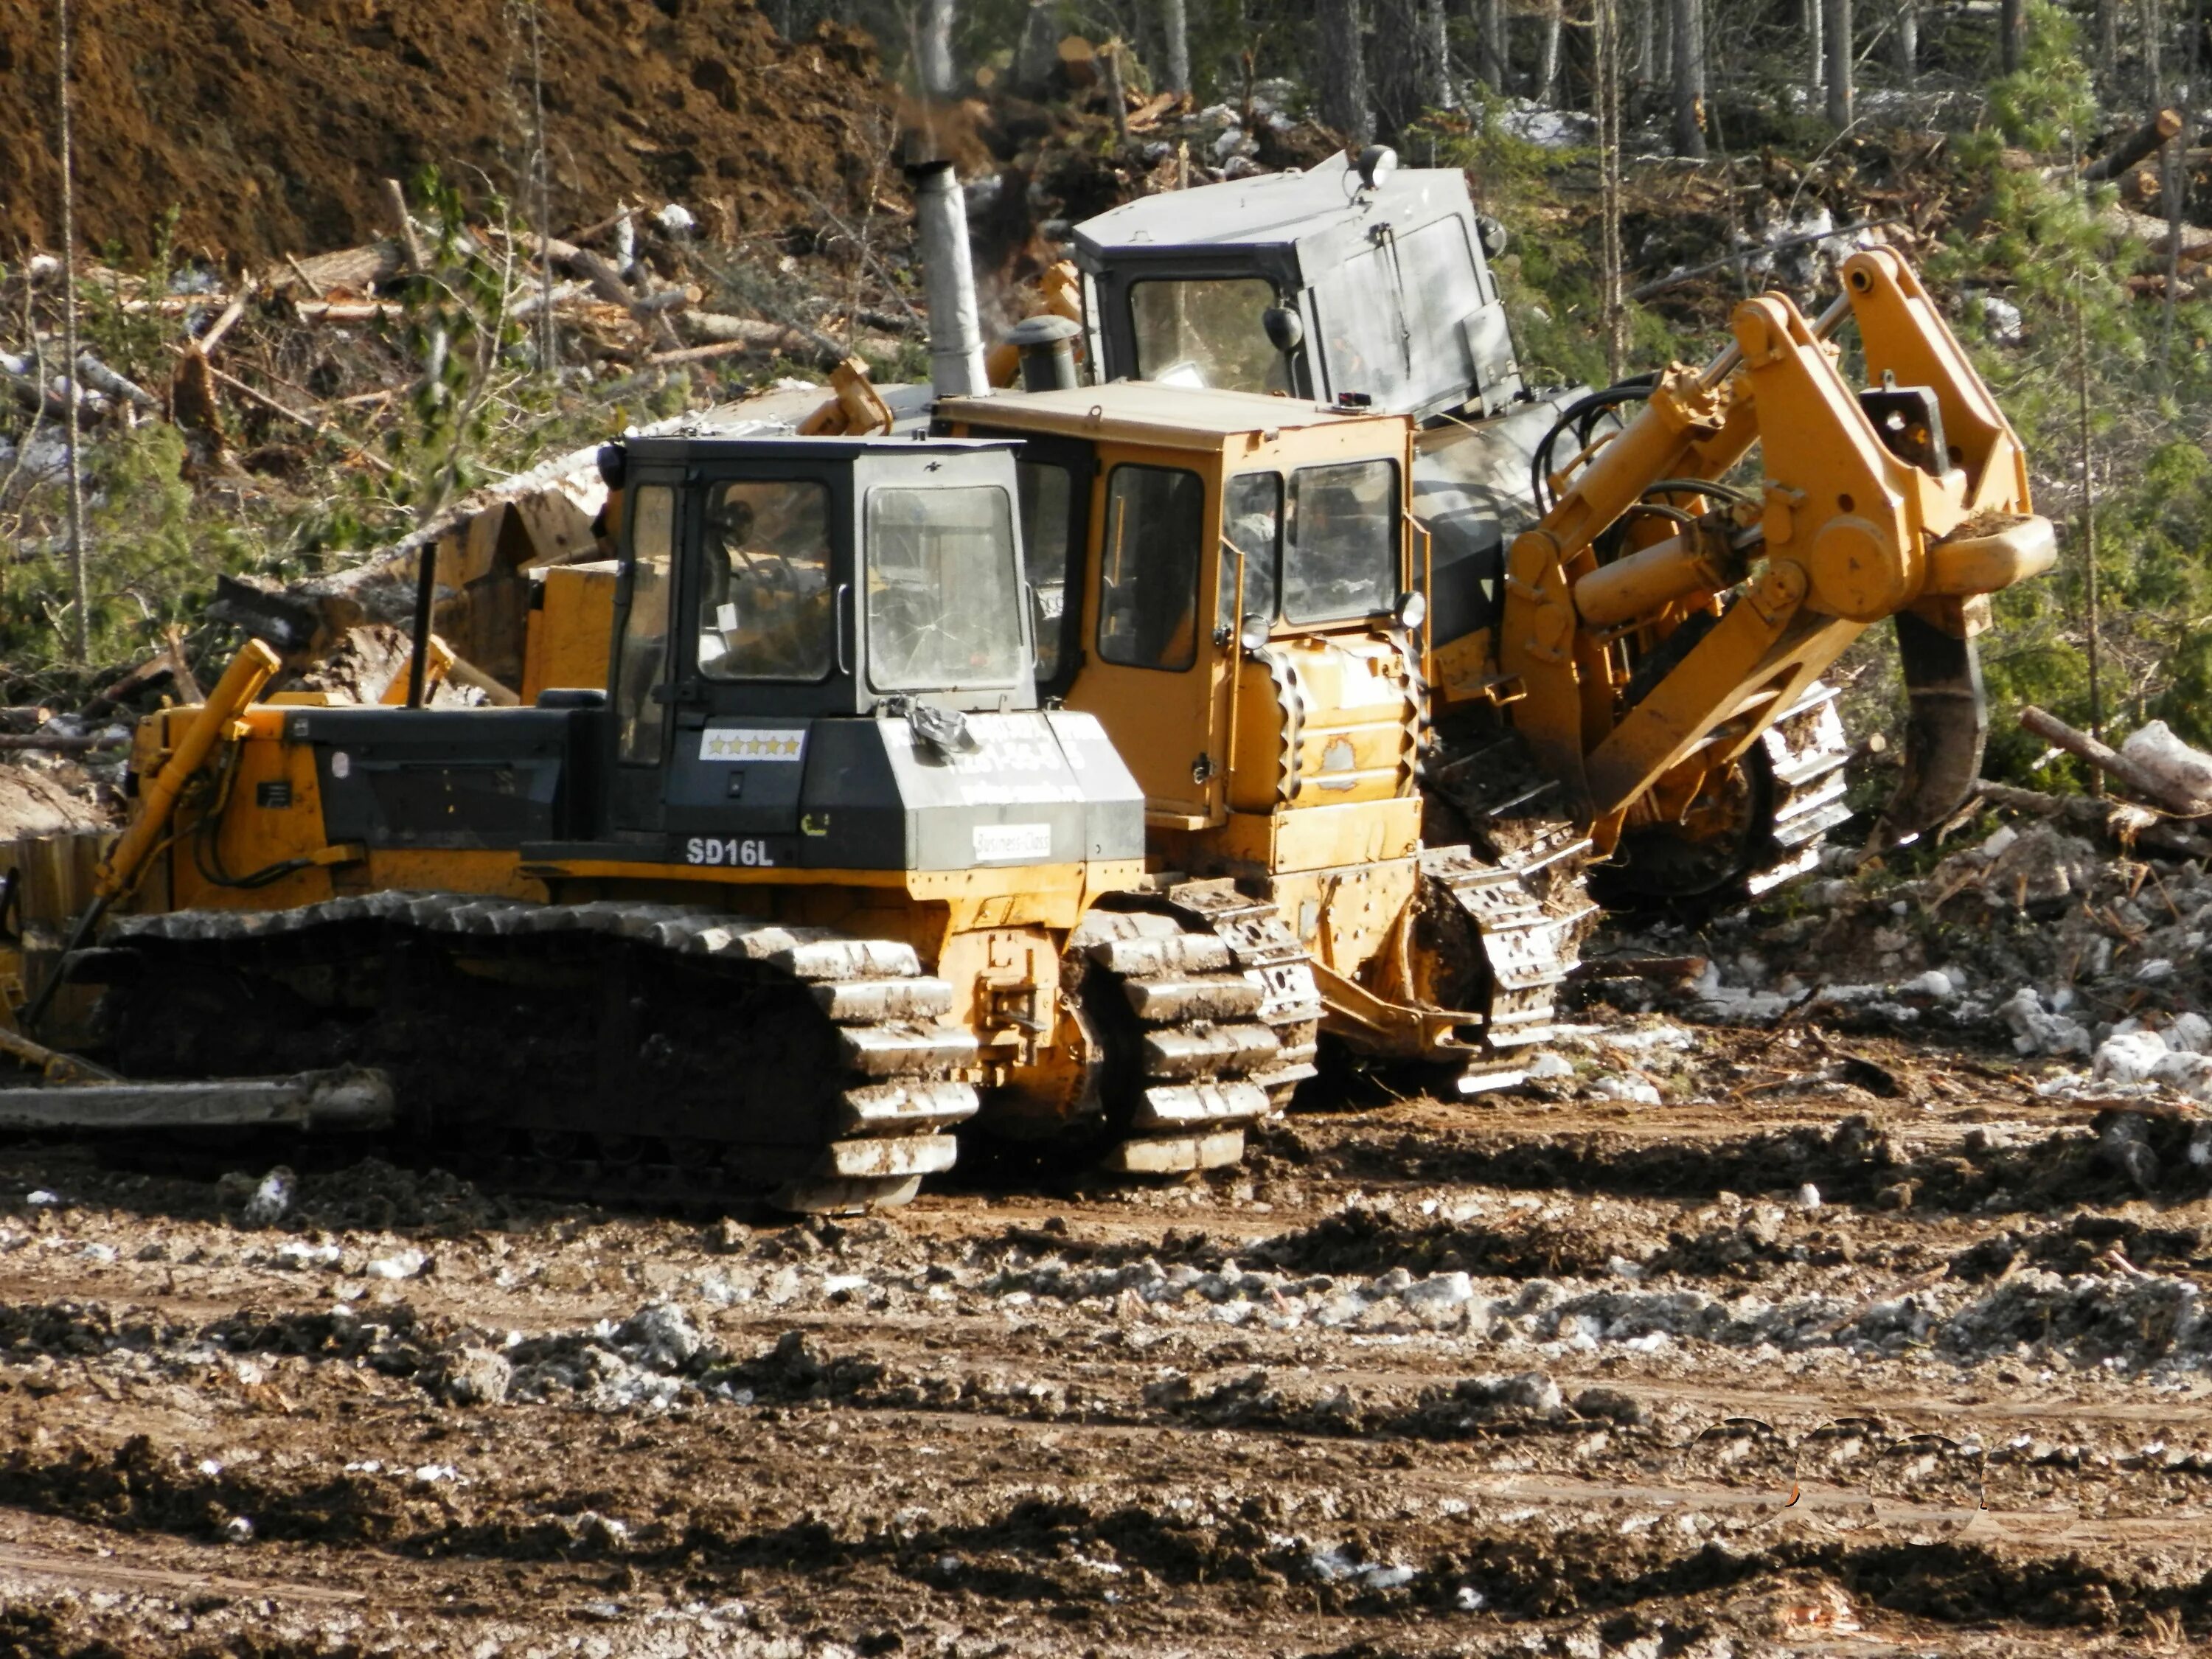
0;0;894;263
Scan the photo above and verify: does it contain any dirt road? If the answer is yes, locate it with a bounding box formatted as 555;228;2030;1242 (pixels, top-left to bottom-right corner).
0;1020;2204;1657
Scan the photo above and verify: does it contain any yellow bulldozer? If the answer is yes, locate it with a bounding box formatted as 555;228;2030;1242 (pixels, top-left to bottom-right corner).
1023;150;2034;900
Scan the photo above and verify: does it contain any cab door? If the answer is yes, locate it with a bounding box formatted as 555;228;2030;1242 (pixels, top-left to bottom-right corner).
1075;445;1223;820
605;474;681;835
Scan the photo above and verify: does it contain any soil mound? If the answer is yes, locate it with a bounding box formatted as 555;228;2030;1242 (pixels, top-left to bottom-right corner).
0;1;894;264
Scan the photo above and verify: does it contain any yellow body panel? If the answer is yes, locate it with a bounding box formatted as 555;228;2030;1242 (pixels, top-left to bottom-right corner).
521;561;620;703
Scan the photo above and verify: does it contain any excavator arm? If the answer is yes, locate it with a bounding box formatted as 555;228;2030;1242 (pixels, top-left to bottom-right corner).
1494;246;2053;855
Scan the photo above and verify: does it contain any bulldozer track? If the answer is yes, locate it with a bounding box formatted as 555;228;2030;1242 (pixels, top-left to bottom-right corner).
1423;729;1599;1082
95;894;981;1215
1747;679;1854;896
1067;894;1318;1175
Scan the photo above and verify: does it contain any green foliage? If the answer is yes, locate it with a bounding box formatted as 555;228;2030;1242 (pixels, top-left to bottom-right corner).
0;425;258;669
1919;1;2212;787
378;167;533;518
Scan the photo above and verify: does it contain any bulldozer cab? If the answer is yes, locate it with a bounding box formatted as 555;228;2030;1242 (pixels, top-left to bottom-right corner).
1072;153;1525;423
936;385;1425;854
601;435;1037;841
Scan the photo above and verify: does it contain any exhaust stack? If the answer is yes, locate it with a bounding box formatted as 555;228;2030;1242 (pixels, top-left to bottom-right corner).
908;159;989;398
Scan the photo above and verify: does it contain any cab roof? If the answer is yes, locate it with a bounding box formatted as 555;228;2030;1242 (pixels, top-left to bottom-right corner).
935;383;1409;451
1073;155;1480;274
624;431;1013;460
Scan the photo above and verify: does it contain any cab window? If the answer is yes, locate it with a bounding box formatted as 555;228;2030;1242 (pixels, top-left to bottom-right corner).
1098;465;1204;671
1284;460;1399;623
1217;471;1281;636
866;486;1024;692
1015;459;1076;679
1130;278;1289;394
695;479;835;682
615;484;675;763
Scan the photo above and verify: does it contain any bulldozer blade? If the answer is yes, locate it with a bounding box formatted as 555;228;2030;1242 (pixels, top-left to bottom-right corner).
1878;611;1988;846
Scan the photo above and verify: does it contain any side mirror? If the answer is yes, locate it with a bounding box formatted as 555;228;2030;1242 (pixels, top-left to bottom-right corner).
1397;591;1427;632
1475;215;1510;259
1238;616;1272;654
1262;305;1304;354
1356;145;1399;192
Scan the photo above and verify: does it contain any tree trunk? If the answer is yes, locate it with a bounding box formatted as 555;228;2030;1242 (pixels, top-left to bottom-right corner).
1537;0;1563;102
1371;0;1425;139
1316;0;1375;142
1669;0;1705;155
2000;0;2025;74
1823;0;1851;124
1014;0;1059;94
1158;0;1191;92
1806;0;1824;91
2098;0;2118;83
919;0;958;96
2141;0;2164;100
1482;0;1509;89
1425;0;1458;105
1633;0;1655;87
1895;0;1917;80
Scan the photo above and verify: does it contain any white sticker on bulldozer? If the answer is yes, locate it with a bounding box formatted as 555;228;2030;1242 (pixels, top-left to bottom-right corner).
700;728;807;763
972;822;1051;862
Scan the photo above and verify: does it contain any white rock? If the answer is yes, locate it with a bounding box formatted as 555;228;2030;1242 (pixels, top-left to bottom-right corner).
2152;1051;2212;1103
2002;987;2093;1057
243;1166;294;1228
223;1515;254;1544
1586;1074;1661;1105
2096;1029;2171;1085
1796;1183;1822;1212
24;1190;58;1206
1527;1051;1575;1080
365;1248;428;1281
1902;970;1955;1001
1981;824;2020;859
2169;1012;2212;1054
1455;1585;1486;1611
2137;958;2178;984
1975;292;2024;342
1402;1272;1474;1312
655;202;696;235
2121;720;2212;807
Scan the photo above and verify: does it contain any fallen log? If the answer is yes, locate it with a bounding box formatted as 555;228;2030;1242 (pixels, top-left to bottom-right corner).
2020;704;2212;815
383;178;430;274
2083;108;2185;182
277;242;406;296
200;363;397;478
72;351;159;412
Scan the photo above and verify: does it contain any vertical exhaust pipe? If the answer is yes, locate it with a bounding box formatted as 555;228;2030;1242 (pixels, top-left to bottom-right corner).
906;159;989;398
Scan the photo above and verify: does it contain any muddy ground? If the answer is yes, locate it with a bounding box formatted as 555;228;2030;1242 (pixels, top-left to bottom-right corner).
0;1015;2203;1656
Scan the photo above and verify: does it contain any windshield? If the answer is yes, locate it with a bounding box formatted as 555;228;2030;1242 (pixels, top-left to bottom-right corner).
866;486;1025;692
1217;470;1281;637
1284;460;1399;623
1130;277;1289;394
696;479;835;682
